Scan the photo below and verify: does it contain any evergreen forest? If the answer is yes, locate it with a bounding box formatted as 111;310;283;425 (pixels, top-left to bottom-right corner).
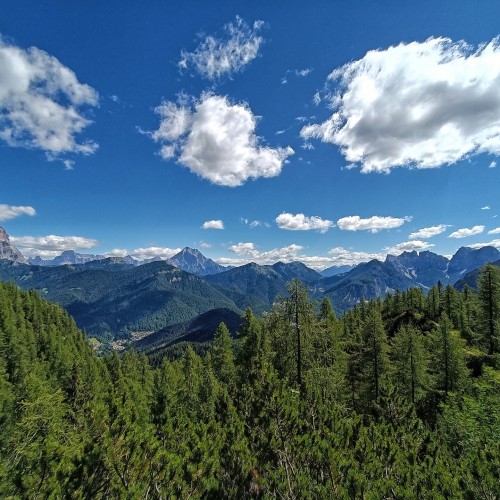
0;265;499;498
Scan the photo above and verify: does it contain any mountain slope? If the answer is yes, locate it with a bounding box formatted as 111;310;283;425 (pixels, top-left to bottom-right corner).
205;261;320;311
447;246;500;283
134;307;242;354
316;259;417;313
454;259;500;291
0;260;240;340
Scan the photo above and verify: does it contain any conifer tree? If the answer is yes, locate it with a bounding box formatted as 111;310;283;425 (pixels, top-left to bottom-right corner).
429;315;468;395
477;264;500;355
361;302;390;404
391;324;428;404
211;322;236;388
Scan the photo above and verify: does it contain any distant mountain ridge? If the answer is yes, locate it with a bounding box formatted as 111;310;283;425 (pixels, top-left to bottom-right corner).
0;259;240;340
27;245;227;276
2;226;500;342
205;261;322;312
315;246;500;313
166;247;227;276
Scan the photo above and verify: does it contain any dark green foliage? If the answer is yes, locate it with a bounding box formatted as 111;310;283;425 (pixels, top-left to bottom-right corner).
477;263;500;354
0;260;241;340
391;324;429;404
0;268;499;497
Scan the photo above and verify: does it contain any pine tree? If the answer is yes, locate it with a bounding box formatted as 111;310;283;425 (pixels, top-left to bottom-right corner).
391;324;429;404
211;322;236;389
429;315;468;395
361;302;390;404
477;264;500;355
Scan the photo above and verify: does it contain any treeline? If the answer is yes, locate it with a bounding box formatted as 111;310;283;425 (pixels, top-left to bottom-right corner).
0;266;499;497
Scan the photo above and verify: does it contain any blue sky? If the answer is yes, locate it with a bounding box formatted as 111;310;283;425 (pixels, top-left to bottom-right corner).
1;0;500;269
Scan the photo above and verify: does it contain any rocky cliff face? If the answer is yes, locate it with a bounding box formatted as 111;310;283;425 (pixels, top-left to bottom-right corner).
168;247;227;276
0;227;26;264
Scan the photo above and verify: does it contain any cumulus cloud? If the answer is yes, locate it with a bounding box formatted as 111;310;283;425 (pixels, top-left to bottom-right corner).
202;219;224;230
385;240;435;255
481;206;491;210
178;16;264;81
129;247;181;260
489;161;497;168
409;224;448;239
227;241;305;264
488;227;500;234
327;247;384;266
12;234;98;258
301;37;500;173
152;93;294;186
0;36;98;158
469;239;500;249
449;225;485;238
275;212;334;233
104;247;182;260
218;242;385;270
0;204;36;222
337;215;411;233
11;234;98;251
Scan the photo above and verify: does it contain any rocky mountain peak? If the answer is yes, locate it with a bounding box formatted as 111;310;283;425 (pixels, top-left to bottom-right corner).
0;226;27;264
168;247;226;276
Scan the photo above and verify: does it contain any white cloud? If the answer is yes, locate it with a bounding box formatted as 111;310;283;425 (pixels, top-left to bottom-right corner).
11;234;98;251
12;234;98;258
178;16;264;80
199;241;211;248
327;247;384;266
229;242;258;256
128;247;181;260
385;240;435;255
469;239;500;249
275;212;334;233
250;220;270;228
449;225;485;238
241;218;269;228
409;224;448;239
481;206;491;210
301;37;500;173
202;219;224;230
0;36;98;157
337;215;411;233
103;247;181;260
218;242;384;270
226;241;304;264
103;248;128;257
489;161;497;168
313;91;321;106
488;227;500;235
0;204;36;221
222;242;332;268
152;93;294;186
281;68;313;84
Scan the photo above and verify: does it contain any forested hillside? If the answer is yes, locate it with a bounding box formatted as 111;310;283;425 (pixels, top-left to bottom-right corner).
0;266;499;497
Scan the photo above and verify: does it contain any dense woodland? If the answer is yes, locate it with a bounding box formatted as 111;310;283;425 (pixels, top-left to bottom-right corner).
0;265;499;498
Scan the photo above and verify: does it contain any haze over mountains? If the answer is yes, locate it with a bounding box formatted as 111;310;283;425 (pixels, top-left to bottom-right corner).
1;225;499;349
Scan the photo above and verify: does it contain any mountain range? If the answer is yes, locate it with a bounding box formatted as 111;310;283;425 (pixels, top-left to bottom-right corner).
0;257;239;340
26;245;227;276
1;225;499;344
